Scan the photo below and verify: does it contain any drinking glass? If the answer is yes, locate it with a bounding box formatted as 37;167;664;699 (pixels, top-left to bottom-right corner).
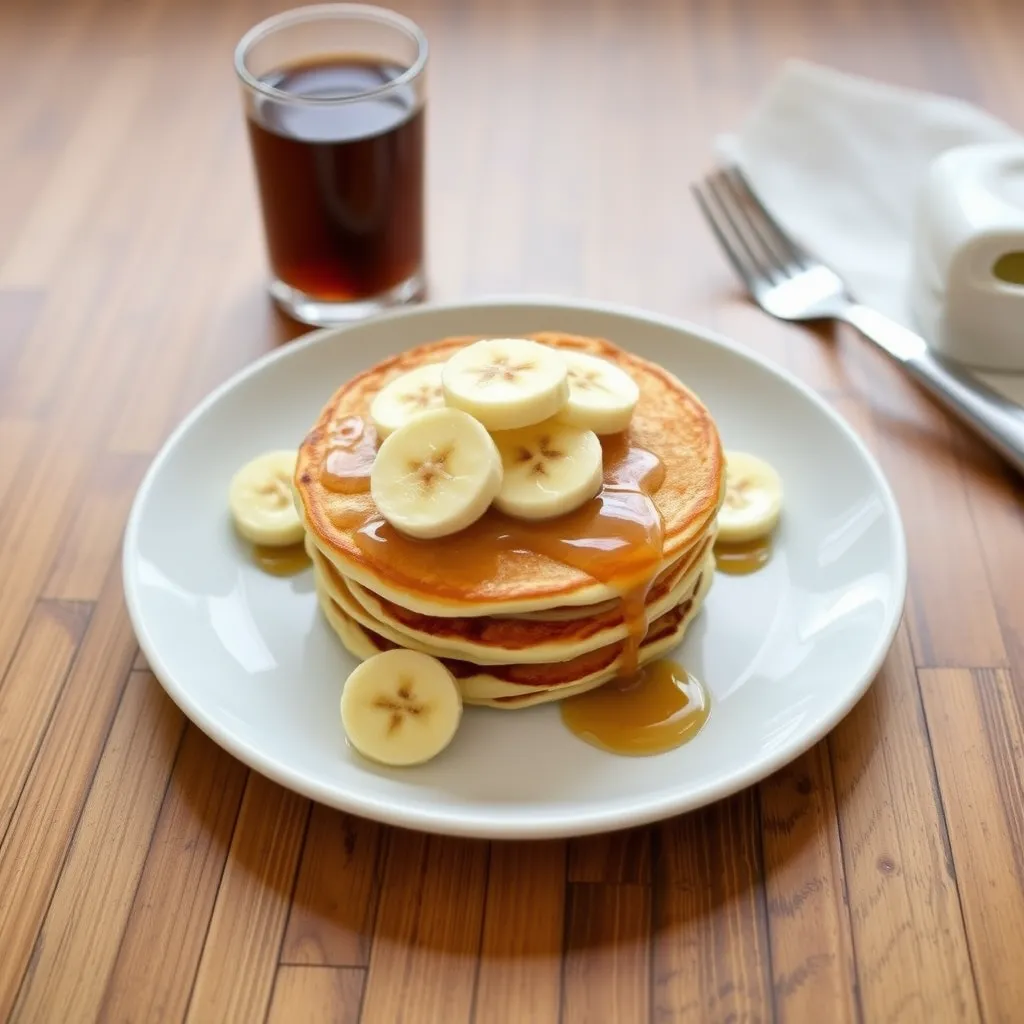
235;4;428;325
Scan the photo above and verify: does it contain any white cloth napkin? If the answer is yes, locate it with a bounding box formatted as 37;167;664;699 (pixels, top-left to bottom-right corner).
717;60;1024;403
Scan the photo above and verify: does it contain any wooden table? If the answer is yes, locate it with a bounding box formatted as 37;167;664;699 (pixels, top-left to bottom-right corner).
2;0;1023;1020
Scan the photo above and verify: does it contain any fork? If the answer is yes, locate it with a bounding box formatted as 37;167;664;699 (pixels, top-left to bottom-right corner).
693;165;1024;477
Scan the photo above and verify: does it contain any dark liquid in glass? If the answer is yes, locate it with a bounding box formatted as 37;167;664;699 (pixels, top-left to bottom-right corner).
246;56;424;302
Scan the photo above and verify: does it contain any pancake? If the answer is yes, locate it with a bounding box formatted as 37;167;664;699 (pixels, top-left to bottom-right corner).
295;332;724;618
309;528;715;664
315;553;715;707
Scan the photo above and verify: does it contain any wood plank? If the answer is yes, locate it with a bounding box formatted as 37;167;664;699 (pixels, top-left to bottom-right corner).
105;192;266;456
920;668;1024;1024
475;841;565;1024
0;418;36;510
760;744;858;1022
42;451;151;600
267;966;364;1024
0;600;90;843
0;290;44;396
0;0;130;156
11;673;185;1023
958;454;1024;673
775;319;856;401
361;833;488;1024
281;805;385;967
828;627;980;1021
4;36;236;423
568;826;651;884
0;376;151;684
563;884;651;1024
839;347;1006;667
0;97;248;671
0;563;137;1020
653;790;772;1022
98;8;271;456
185;773;309;1024
0;56;154;289
99;724;248;1023
160;265;306;443
1;257;116;420
0;431;90;683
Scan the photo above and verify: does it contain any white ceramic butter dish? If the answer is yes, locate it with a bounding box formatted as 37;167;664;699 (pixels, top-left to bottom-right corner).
909;141;1024;372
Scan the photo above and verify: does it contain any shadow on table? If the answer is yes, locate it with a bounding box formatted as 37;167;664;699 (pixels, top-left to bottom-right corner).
162;637;890;968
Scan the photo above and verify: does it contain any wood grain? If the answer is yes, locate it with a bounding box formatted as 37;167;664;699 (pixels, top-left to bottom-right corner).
281;806;385;967
0;292;43;403
851;344;1008;669
569;827;651;885
0;419;37;512
475;841;566;1024
959;453;1024;671
0;564;136;1020
100;724;249;1023
361;833;489;1024
11;674;184;1023
760;747;858;1023
564;883;651;1024
1;0;1023;1019
920;668;1024;1024
0;57;154;290
0;601;90;843
267;966;365;1024
186;773;310;1023
42;451;151;601
828;627;979;1021
653;791;772;1022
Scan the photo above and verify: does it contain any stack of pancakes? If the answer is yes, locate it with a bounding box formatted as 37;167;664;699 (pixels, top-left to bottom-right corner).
294;332;724;709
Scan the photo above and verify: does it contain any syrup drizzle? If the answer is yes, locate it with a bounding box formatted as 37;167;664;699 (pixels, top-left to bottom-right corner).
320;415;377;494
320;420;667;680
252;542;311;576
560;657;710;755
713;535;772;575
315;415;720;755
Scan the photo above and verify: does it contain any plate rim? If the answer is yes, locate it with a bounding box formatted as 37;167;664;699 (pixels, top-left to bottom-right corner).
122;294;908;838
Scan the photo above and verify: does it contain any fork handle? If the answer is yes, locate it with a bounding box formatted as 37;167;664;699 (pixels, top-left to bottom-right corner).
841;304;1024;478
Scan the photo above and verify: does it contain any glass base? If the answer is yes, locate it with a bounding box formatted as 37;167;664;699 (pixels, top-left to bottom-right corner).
268;270;425;327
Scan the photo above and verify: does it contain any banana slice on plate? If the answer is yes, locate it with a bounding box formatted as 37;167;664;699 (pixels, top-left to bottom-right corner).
370;407;502;539
442;338;569;431
492;419;603;520
228;450;304;546
341;649;463;767
717;450;783;543
559;351;639;434
369;363;446;439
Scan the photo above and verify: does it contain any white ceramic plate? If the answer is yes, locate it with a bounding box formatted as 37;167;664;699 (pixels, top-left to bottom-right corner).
123;298;906;839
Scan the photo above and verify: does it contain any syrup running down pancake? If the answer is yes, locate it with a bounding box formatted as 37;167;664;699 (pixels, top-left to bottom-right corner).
315;553;716;707
294;331;725;712
295;333;724;615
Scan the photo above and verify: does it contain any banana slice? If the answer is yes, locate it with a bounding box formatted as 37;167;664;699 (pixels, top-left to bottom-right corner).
442;338;569;431
717;450;783;543
228;450;304;546
559;351;640;434
369;363;446;439
492;419;603;520
341;649;462;767
370;407;502;539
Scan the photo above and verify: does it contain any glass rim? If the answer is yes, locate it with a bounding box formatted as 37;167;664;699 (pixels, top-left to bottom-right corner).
233;3;428;106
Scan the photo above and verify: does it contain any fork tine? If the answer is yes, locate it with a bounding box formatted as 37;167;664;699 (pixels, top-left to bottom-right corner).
712;170;797;277
703;172;783;284
691;181;762;296
722;164;810;270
